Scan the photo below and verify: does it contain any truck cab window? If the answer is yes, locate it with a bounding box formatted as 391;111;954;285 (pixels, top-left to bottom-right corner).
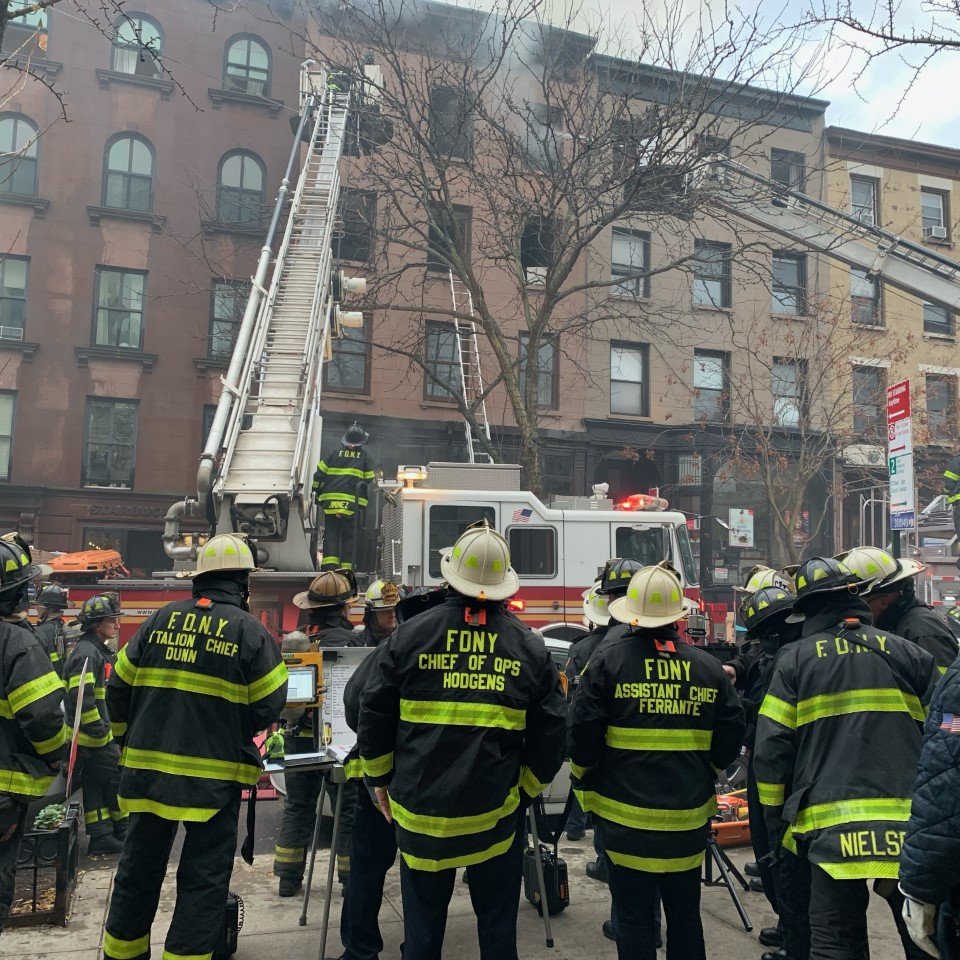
429;504;496;577
676;524;699;585
615;526;669;568
508;527;557;577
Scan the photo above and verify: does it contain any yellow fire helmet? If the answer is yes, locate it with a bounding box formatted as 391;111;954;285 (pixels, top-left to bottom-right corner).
440;519;519;602
608;562;685;628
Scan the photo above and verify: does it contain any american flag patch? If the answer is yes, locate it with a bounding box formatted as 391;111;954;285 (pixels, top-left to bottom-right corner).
940;713;960;734
512;508;533;523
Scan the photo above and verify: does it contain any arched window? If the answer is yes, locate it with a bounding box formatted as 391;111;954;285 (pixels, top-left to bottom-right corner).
217;151;264;224
103;134;154;212
111;15;163;78
223;36;270;97
0;114;39;196
1;8;47;57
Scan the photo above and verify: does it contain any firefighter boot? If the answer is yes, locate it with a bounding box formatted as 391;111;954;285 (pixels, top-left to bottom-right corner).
279;877;303;897
89;834;124;856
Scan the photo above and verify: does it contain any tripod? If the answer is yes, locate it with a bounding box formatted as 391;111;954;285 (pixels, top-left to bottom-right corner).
702;830;752;932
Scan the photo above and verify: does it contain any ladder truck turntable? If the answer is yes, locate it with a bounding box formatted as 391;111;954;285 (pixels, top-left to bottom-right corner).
65;68;960;641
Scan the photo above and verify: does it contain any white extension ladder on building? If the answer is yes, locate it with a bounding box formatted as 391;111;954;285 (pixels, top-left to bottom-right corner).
449;270;493;463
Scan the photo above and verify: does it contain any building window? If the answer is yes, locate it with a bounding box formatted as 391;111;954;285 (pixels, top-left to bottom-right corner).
216;151;265;224
1;8;47;56
525;103;563;168
103;134;154;212
850;176;878;226
425;322;462;400
773;358;805;427
852;365;886;437
427;203;472;272
83;399;138;488
336;189;376;263
0;256;28;340
0;114;39;196
508;527;557;577
924;302;954;337
111;15;163;77
429;86;473;160
209;279;247;360
611;229;650;297
693;349;728;422
695;134;729;157
93;267;146;349
519;333;558;409
851;268;882;326
521;217;555;285
692;240;731;308
772;253;806;315
927;375;957;442
325;315;371;393
0;392;14;481
770;149;805;192
610;342;649;416
224;35;270;97
921;189;949;240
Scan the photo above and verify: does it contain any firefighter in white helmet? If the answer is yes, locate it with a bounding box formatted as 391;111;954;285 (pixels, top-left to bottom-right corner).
838;546;959;674
357;579;400;646
358;519;565;959
569;562;745;960
102;533;287;960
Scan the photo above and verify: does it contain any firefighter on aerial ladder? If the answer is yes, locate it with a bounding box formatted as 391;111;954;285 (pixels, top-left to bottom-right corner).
312;422;376;571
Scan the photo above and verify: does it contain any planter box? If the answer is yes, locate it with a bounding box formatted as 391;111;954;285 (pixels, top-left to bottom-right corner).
8;802;81;928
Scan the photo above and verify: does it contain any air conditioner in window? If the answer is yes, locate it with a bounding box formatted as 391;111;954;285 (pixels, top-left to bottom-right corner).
0;326;24;341
924;225;949;240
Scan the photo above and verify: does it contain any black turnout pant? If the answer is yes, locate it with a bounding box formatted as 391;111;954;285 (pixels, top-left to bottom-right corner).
79;743;124;838
747;760;779;914
399;821;523;960
608;862;704;960
322;512;358;571
0;800;27;935
102;792;240;960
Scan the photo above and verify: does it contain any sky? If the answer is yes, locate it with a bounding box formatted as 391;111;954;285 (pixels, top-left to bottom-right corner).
522;0;960;147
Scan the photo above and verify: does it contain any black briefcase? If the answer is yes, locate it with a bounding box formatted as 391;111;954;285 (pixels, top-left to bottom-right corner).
213;891;244;959
523;843;569;916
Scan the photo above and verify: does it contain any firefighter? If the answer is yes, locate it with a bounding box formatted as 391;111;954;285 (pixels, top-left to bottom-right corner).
312;422;376;571
948;604;960;643
0;535;68;934
569;563;744;960
943;451;960;548
101;533;287;960
733;586;804;960
838;546;959;675
358;519;565;960
64;594;125;855
754;556;939;960
357;579;400;645
274;570;360;896
34;583;69;678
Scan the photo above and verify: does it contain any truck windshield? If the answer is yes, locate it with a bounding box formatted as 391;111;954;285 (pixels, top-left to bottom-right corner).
429;504;496;577
676;523;699;586
615;526;669;568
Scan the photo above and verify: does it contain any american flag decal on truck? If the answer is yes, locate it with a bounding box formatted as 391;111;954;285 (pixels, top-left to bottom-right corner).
512;507;533;523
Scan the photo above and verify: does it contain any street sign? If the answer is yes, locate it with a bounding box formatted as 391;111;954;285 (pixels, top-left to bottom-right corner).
887;379;915;531
728;508;755;548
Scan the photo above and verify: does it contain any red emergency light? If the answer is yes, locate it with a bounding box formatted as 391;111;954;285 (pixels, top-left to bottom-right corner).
614;493;669;512
507;598;526;612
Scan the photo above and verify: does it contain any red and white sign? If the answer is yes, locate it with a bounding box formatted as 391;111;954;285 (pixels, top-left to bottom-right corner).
887;379;915;531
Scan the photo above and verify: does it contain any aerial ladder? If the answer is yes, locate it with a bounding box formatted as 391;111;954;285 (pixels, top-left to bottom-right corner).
448;271;493;463
163;62;366;570
704;157;960;310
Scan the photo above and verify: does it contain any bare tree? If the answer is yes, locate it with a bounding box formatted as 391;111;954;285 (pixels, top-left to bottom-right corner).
264;0;821;492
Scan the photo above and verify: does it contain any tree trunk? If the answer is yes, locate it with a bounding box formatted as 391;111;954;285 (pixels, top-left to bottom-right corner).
519;425;543;497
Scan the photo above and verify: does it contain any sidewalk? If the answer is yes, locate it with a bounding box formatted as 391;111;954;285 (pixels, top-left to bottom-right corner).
2;839;911;959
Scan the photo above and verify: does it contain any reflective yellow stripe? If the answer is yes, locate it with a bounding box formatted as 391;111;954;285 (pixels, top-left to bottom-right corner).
120;746;262;785
162;951;213;960
756;781;785;806
791;797;911;833
85;807;110;825
323;466;371;479
0;698;12;719
607;849;705;873
78;730;113;748
31;723;68;755
945;469;960;481
104;930;151;960
605;727;712;751
248;660;288;703
274;845;305;863
112;721;128;737
110;810;127;821
118;797;217;822
399;698;526;730
49;652;61;662
9;670;63;712
81;707;101;724
949;493;960;504
820;859;900;880
0;769;55;796
400;832;516;872
117;666;249;704
67;671;96;691
114;648;136;684
361;752;393;778
519;766;549;797
95;686;106;701
391;786;519;838
319;491;359;503
343;758;363;780
759;694;797;729
795;689;924;726
579;791;717;831
570;761;591;780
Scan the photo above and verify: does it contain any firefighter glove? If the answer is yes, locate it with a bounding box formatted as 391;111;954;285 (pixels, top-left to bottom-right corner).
901;887;941;959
